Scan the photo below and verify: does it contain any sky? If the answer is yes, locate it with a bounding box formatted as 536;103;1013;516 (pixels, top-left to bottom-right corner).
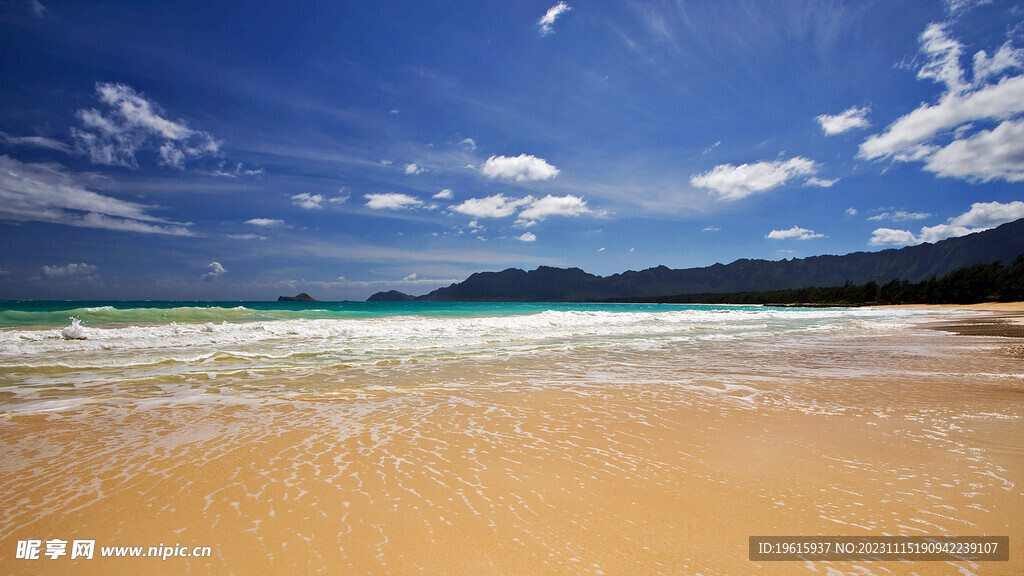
1;0;1023;300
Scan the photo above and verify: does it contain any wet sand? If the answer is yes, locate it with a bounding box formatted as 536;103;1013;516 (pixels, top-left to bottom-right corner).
1;315;1022;575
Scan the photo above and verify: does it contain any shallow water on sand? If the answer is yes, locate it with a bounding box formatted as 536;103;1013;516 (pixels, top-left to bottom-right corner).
0;306;1021;575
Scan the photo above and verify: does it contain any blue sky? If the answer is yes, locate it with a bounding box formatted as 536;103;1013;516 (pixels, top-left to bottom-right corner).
1;0;1023;300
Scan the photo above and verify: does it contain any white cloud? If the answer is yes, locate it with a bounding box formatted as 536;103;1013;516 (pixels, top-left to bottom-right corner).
203;261;227;280
916;23;968;93
859;75;1024;160
690;157;818;201
804;177;839;187
291;193;323;209
209;161;263;178
228;233;267;241
30;0;46;18
451;194;532;218
844;207;858;216
516;232;537;242
245;218;284;227
949;200;1024;227
480;154;559;182
404;163;424;175
41;262;97;279
459;138;477;150
859;24;1024;184
867;211;932;221
765;226;824;240
868;200;1024;245
924;116;1024;182
403;273;418;281
944;0;992;16
518;194;591;220
869;228;919;246
71;82;219;169
702;141;721;155
816;106;871;135
973;43;1024;85
433;188;454;200
380;159;393;166
514;218;537;228
538;2;572;36
597;247;606;252
702;226;721;232
364;192;423;210
0;155;192;235
0;131;70;152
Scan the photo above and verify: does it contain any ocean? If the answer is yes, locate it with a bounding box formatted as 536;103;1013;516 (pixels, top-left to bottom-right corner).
1;301;1021;575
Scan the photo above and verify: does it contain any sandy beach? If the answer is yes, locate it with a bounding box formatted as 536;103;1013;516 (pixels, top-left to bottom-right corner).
1;306;1022;575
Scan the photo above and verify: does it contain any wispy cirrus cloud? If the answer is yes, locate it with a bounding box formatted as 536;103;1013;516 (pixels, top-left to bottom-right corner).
71;82;220;169
0;155;192;235
0;131;70;153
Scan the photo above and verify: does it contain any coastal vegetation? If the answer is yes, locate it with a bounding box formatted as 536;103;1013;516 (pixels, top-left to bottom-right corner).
609;255;1024;306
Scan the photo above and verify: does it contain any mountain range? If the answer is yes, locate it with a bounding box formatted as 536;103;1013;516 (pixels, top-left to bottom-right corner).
368;218;1024;302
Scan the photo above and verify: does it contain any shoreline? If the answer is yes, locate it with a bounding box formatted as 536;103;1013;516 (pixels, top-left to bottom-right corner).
1;307;1021;575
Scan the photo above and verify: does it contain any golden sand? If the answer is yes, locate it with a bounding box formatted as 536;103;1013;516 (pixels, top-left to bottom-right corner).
1;320;1022;575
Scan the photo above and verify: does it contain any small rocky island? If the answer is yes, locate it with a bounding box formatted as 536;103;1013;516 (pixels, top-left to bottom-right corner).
278;293;317;302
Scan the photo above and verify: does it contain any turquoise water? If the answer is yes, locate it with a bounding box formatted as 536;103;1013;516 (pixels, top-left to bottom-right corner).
0;300;766;328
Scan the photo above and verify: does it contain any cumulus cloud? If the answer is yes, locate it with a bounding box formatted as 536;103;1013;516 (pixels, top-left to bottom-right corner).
924;117;1024;182
869;228;922;246
816;106;871;135
71;82;219;169
0;155;192;235
765;226;824;240
516;232;537;242
203;261;227;281
538;2;571;36
859;24;1024;183
404;163;424;175
845;207;859;216
41;262;97;279
433;188;454;200
403;273;418;281
868;200;1024;245
459;138;477;150
451;194;532;218
364;192;423;210
480;154;559;182
518;194;591;220
690;157;818;201
451;193;595;223
245;218;283;227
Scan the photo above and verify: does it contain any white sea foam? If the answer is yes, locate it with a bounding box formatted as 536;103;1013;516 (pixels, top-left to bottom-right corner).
0;307;965;395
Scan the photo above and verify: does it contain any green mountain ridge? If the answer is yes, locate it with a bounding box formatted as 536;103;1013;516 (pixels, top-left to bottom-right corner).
368;218;1024;302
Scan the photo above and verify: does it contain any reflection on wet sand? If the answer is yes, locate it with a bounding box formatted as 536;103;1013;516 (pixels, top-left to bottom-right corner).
1;322;1021;575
